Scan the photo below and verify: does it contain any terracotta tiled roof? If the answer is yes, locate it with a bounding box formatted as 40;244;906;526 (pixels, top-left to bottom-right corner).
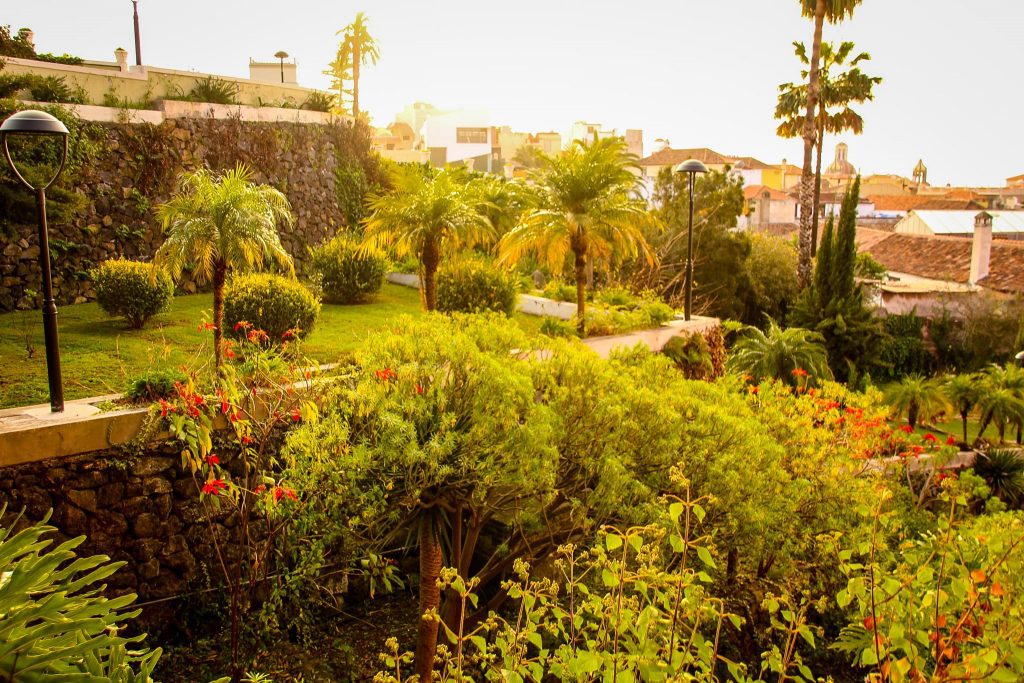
855;228;893;251
744;185;791;201
1006;173;1024;183
730;156;772;170
869;195;984;212
858;232;1024;293
638;147;730;167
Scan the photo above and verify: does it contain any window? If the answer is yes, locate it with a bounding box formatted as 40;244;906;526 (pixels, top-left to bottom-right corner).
456;127;488;144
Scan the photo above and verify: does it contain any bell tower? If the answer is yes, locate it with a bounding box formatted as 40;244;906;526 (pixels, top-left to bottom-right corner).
913;159;928;187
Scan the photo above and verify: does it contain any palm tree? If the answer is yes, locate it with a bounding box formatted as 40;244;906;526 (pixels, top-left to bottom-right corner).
497;137;655;334
776;40;880;251
795;0;863;287
473;175;536;242
943;374;980;444
727;318;832;384
363;166;490;311
883;375;949;430
337;12;379;118
323;35;353;115
154;164;294;369
976;365;1024;444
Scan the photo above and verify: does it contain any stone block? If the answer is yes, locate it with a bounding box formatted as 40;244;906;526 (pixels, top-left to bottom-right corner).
133;512;161;538
132;457;175;477
66;488;98;512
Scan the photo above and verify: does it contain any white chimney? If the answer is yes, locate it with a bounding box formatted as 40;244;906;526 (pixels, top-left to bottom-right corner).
114;47;129;72
969;211;993;285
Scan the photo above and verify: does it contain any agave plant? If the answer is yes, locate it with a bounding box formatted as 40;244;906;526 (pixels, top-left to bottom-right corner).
972;449;1024;508
0;506;162;681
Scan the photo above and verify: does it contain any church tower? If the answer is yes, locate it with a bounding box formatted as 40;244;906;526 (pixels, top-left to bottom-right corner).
913;159;928;187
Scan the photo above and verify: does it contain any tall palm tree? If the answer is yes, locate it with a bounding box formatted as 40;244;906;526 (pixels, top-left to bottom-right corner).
154;164;294;369
776;40;880;252
883;375;949;430
944;373;980;444
497;137;655;334
795;0;863;287
473;175;536;242
338;12;379;118
727;318;832;384
363;166;490;311
323;36;353;115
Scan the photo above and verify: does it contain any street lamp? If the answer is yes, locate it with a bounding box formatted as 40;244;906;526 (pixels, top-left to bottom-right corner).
1;110;70;413
132;0;142;66
274;51;289;83
674;158;708;321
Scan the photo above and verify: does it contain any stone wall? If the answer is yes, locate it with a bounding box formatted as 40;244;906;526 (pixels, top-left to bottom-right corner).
1;114;379;311
0;437;240;625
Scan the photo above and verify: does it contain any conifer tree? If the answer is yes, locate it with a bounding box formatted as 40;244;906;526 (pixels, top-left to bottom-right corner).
814;215;834;312
831;175;860;300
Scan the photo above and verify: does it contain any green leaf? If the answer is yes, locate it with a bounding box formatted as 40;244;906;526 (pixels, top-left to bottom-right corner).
696;546;716;569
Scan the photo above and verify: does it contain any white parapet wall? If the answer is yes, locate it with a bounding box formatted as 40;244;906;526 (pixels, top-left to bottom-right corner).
386;273;579;321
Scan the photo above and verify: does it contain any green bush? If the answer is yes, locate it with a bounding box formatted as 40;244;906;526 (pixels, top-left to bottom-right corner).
596;286;636;307
436;257;518;315
26;74;86;104
124;368;186;402
224;273;321;342
542;280;577;302
309;236;387;304
540;316;577;338
0;507;162;680
584;300;674;337
91;258;174;329
663;332;715;380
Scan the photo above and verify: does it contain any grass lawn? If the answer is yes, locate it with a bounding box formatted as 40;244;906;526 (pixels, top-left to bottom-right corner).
0;284;545;409
909;415;1007;445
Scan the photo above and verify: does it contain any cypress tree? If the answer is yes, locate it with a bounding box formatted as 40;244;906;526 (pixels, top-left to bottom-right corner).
814;215;835;313
830;175;860;301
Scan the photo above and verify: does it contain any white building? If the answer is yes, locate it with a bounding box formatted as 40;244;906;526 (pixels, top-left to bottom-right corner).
422;109;494;172
894;210;1024;240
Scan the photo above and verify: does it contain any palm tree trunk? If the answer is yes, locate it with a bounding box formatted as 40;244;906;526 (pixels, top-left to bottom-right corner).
212;259;227;370
811;117;825;256
976;409;994;447
415;514;443;682
908;400;919;429
961;409;969;445
575;246;587;336
796;0;826;288
352;40;360;117
1017;421;1022;445
422;238;440;311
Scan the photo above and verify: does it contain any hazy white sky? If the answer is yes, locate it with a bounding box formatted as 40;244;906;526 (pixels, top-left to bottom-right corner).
8;1;1023;186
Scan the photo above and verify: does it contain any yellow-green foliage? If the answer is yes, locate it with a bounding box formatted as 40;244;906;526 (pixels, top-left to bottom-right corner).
223;273;321;341
309;235;387;304
436;256;518;315
91;258;174;329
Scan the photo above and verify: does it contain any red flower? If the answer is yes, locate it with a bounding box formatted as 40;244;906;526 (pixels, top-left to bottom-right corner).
750;386;759;395
206;454;220;466
254;484;266;494
234;321;250;332
159;399;174;417
374;367;398;382
946;435;957;446
290;407;302;422
415;383;424;395
273;486;298;503
281;328;298;341
899;424;914;434
197;321;215;332
225;348;236;359
241;434;253;445
791;368;808;378
202;478;227;496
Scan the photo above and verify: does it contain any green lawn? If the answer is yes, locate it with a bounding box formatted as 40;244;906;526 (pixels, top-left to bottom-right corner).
0;284;544;408
911;416;1006;444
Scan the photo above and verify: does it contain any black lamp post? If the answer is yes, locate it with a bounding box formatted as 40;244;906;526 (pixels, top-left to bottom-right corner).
274;51;289;83
1;110;70;413
674;158;709;321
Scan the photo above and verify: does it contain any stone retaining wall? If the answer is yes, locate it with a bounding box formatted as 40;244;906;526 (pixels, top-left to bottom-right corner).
2;113;380;311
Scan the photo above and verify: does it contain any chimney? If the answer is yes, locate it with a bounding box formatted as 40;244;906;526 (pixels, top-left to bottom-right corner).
114;47;129;72
969;211;993;285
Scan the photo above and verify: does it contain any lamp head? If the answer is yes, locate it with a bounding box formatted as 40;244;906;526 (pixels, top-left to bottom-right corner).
274;50;289;60
674;159;709;175
0;110;70;137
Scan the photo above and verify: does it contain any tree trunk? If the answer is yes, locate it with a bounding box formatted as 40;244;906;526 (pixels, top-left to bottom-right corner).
975;409;994;447
811;117;825;256
415;514;443;682
212;259;227;371
421;238;440;311
908;400;919;430
1017;421;1022;445
796;0;826;288
574;245;587;336
352;39;360;117
961;410;970;445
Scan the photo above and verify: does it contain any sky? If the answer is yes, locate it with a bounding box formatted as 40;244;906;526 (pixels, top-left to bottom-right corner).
7;0;1024;187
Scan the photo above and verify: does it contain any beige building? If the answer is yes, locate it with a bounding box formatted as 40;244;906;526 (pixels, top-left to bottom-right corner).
248;57;298;85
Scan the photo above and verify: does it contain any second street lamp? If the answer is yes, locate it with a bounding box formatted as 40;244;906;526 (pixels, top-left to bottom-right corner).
674;158;709;321
274;51;289;83
1;110;70;413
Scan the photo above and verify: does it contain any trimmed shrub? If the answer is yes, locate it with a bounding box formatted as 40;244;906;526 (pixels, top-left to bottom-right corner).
663;332;714;380
584;300;675;337
124;368;187;403
540;317;577;338
309;236;387;304
542;280;577;302
91;258;173;329
437;257;518;315
224;273;321;342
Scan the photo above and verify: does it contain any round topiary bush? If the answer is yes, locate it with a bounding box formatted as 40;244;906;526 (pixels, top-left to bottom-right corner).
223;273;321;342
437;257;518;315
91;258;174;329
309;236;388;304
